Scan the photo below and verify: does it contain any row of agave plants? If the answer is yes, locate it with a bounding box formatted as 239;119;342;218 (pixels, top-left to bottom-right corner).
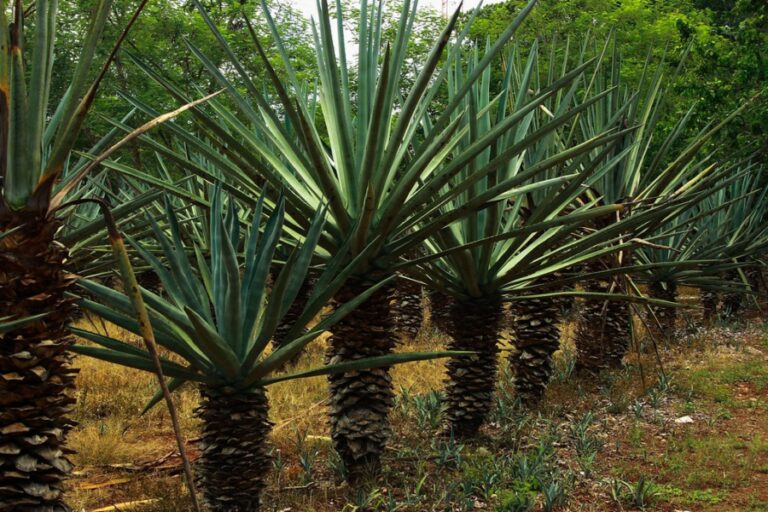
2;0;766;510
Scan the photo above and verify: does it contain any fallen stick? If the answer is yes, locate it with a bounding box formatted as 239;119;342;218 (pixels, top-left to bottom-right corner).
90;499;160;512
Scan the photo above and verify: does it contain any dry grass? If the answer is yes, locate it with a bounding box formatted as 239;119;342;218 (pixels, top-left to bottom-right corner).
67;316;452;511
66;300;768;511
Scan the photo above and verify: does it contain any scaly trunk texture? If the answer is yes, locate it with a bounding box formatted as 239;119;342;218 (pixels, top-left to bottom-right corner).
647;281;677;341
196;387;272;511
136;269;163;295
701;290;719;322
394;276;424;340
327;277;397;480
442;298;503;437
746;265;763;297
722;269;744;320
508;284;563;407
427;288;453;334
0;214;78;512
271;272;318;353
574;260;631;373
556;266;580;320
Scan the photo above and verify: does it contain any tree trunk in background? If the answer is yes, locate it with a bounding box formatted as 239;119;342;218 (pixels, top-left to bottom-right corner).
647;280;677;341
508;276;564;407
701;290;719;322
196;388;272;511
136;269;163;295
427;288;453;334
394;276;424;340
722;269;744;320
746;265;763;309
574;259;631;373
746;265;763;294
326;277;397;480
442;298;503;438
271;272;318;359
0;215;78;511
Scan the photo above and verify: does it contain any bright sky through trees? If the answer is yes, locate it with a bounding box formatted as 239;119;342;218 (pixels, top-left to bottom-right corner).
292;0;498;18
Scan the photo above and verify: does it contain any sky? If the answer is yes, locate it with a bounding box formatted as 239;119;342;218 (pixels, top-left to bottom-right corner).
291;0;497;19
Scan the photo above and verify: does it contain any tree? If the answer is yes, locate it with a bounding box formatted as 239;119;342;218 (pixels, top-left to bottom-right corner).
52;0;317;151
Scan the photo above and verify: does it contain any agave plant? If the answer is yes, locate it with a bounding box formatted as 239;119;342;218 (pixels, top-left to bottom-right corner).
569;41;744;373
57;112;168;281
0;1;153;508
636;164;768;334
96;0;643;475
406;40;689;430
72;191;457;511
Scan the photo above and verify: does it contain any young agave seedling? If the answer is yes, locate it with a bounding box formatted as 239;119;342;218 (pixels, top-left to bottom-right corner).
71;191;459;511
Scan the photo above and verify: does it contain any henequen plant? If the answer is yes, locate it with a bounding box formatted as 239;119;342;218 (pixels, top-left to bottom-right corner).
72;191;459;511
0;1;149;508
103;0;632;476
636;164;768;335
410;41;677;432
570;40;746;373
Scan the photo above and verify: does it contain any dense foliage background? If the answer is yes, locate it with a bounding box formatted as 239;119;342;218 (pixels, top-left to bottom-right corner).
54;0;765;160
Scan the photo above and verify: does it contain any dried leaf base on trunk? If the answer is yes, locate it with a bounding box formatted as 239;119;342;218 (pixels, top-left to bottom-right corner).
746;266;763;298
574;277;631;373
0;215;78;512
327;278;397;480
442;298;502;438
394;277;424;339
196;388;272;512
509;294;562;407
427;289;453;334
722;270;744;321
647;281;677;342
271;273;318;364
701;290;719;322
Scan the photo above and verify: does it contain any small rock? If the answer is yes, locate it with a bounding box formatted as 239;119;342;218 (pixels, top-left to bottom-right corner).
674;415;694;424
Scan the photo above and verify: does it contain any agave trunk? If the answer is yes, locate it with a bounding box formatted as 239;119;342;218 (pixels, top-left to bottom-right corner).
327;276;397;480
647;281;677;341
0;214;78;512
427;288;453;334
508;284;563;407
574;260;631;373
745;265;763;311
136;269;163;295
442;298;503;437
721;269;744;320
394;276;424;340
271;272;318;355
746;265;763;297
196;387;272;512
701;290;719;322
